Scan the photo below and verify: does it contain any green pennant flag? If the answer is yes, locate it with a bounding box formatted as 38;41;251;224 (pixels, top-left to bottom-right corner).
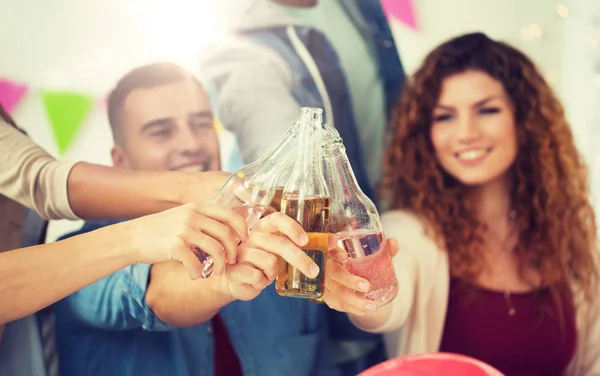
41;91;95;154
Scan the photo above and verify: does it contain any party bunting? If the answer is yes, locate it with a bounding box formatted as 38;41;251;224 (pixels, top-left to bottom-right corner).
0;79;27;113
41;91;95;154
380;0;419;31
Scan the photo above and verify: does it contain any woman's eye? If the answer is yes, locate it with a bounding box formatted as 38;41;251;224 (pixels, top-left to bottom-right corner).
433;114;453;122
479;107;500;115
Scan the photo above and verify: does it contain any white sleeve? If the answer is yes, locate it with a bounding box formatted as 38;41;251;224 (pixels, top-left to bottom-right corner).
200;38;301;163
568;290;600;375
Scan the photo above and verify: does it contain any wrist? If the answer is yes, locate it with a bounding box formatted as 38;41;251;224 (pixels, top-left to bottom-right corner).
149;170;185;208
93;221;138;267
164;171;231;206
105;220;142;266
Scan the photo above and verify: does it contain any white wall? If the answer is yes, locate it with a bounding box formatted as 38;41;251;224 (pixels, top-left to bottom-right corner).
391;1;565;89
560;0;600;213
1;0;598;240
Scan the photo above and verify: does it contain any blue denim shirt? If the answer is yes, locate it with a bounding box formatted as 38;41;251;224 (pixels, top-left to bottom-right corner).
54;221;341;376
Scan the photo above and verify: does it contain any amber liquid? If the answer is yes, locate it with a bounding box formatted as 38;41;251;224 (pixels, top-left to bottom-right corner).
276;196;330;299
271;188;284;212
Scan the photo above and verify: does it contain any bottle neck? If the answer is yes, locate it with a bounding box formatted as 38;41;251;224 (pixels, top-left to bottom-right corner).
256;122;300;165
302;123;321;173
325;141;363;195
287;120;328;195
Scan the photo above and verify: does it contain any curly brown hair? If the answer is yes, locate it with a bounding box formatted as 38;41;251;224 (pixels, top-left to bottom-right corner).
382;32;599;300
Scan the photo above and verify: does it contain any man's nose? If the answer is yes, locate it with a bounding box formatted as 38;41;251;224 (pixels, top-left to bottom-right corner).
174;125;203;153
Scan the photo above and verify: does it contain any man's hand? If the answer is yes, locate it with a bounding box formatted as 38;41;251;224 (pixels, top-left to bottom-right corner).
223;213;320;301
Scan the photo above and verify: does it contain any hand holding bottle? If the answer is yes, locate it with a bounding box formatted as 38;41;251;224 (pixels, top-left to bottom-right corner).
320;238;400;316
122;203;248;279
322;129;400;306
223;212;323;301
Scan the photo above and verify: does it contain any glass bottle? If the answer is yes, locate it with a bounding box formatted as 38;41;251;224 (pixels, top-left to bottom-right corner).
275;107;331;299
323;135;399;306
197;121;301;278
270;123;337;212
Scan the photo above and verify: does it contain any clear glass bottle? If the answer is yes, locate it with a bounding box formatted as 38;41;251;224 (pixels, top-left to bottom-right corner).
197;121;301;278
323;135;399;306
275;108;331;299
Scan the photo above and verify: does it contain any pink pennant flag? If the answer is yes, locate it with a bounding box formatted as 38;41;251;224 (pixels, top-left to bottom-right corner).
380;0;419;31
0;78;27;113
99;95;108;109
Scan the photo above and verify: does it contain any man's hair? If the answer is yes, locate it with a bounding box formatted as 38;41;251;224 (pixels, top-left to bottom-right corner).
107;62;203;145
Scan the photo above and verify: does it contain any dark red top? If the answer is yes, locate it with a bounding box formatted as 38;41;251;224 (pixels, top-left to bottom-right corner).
213;314;243;376
439;277;577;376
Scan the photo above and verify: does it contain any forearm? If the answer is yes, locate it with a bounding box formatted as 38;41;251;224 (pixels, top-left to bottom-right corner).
0;224;134;324
67;163;214;220
144;261;235;327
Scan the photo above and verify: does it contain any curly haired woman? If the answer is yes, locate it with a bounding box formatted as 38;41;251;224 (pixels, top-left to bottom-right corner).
347;33;600;375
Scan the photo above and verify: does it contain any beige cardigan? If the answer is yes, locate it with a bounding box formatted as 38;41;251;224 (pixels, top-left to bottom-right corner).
0;120;78;222
0;120;78;339
353;210;600;376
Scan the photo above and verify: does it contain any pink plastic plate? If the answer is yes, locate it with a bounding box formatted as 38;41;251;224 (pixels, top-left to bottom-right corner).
358;353;505;376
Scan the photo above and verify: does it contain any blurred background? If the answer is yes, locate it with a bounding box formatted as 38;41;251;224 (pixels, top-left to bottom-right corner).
1;0;599;240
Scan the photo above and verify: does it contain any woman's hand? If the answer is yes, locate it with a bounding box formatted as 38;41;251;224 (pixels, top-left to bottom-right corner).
321;238;399;316
118;203;248;279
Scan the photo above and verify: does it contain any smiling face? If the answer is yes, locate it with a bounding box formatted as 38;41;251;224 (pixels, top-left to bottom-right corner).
430;70;518;186
110;80;221;172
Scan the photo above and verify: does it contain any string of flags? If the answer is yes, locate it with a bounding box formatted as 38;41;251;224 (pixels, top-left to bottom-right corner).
381;0;418;31
0;77;228;155
0;78;98;154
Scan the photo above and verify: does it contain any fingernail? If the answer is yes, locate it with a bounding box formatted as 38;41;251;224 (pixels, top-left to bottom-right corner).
309;263;320;278
365;303;376;312
357;280;369;292
299;233;309;245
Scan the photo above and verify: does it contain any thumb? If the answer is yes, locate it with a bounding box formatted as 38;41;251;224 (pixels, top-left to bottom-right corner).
387;238;399;258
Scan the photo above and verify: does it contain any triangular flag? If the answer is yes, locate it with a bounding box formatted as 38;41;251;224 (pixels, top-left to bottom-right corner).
41;91;94;154
0;79;28;113
99;95;108;109
380;0;419;31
